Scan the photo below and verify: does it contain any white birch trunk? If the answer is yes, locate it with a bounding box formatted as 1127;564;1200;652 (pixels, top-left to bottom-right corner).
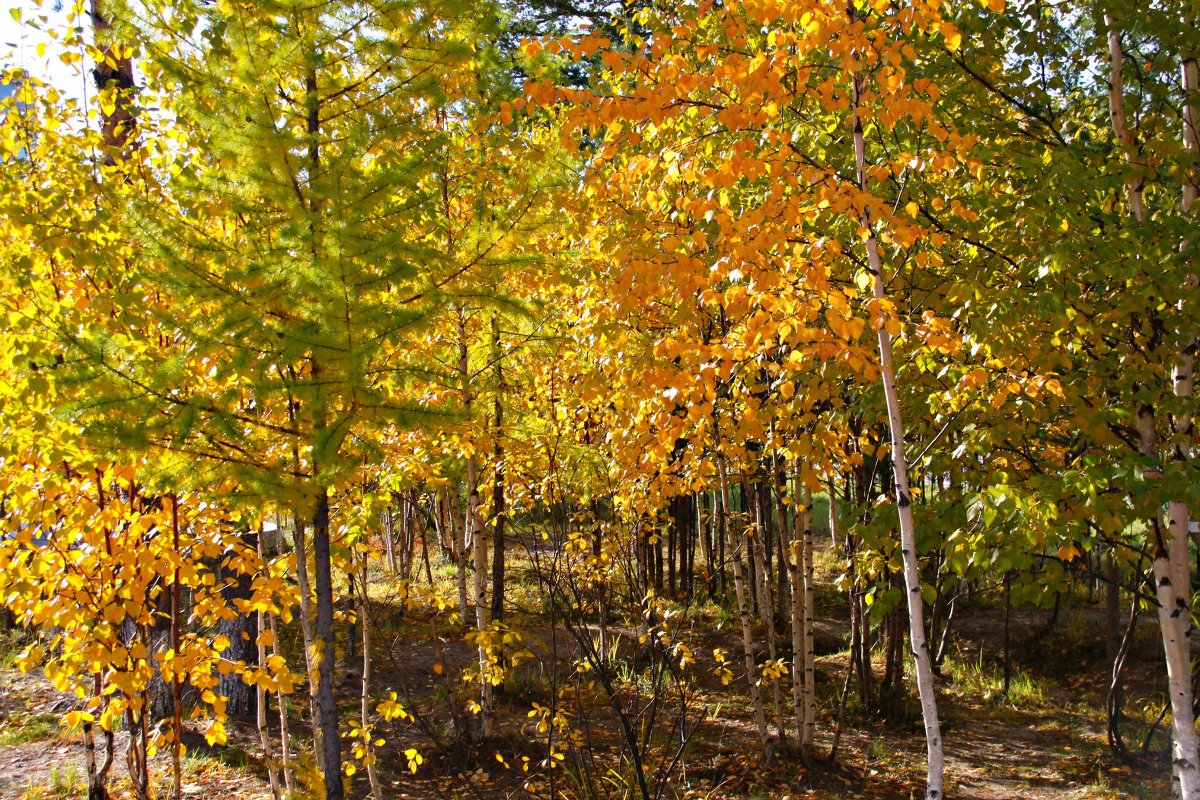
1108;18;1200;797
1177;14;1199;578
459;310;493;738
255;531;280;800
290;517;324;767
1169;25;1200;799
1106;20;1145;223
383;507;397;575
753;496;787;739
1140;414;1199;800
268;603;295;797
469;455;493;737
267;514;295;795
359;551;382;798
801;483;816;750
1175;21;1198;582
717;450;771;756
787;485;805;745
851;68;944;799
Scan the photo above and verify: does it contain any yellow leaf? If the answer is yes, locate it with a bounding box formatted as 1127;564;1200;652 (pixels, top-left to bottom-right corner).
204;720;227;747
940;22;962;52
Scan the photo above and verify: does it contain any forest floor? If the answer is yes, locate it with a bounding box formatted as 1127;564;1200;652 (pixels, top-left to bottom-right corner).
0;544;1177;800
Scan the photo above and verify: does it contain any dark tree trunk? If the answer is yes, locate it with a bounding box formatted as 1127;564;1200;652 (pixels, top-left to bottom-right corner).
667;501;677;597
685;494;697;597
714;489;727;597
491;315;507;622
89;0;136;157
654;519;664;594
1003;569;1013;697
312;490;343;800
218;533;260;721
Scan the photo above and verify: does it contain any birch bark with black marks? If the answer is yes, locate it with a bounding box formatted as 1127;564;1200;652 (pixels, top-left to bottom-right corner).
800;482;816;750
715;439;770;757
850;37;944;797
1106;15;1200;797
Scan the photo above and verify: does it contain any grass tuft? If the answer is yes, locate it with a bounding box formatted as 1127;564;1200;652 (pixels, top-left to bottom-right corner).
945;650;1049;709
0;712;61;746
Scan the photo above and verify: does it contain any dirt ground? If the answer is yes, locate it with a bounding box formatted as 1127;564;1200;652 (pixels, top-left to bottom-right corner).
0;594;1175;800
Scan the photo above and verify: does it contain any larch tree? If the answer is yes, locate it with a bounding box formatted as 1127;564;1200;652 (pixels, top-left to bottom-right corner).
2;0;514;795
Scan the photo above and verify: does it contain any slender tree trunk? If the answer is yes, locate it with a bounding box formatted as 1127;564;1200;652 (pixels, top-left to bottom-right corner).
717;448;771;757
84;717;111;800
801;483;816;750
459;309;494;738
754;490;786;740
491;313;507;622
171;497;183;800
743;483;759;619
1105;547;1121;677
716;489;727;596
269;591;295;796
850;462;876;705
124;697;150;800
827;479;840;551
668;500;678;597
699;492;714;595
383;507;397;575
771;454;792;614
845;524;869;704
292;517;321;741
851;56;943;797
787;482;805;746
829;639;854;765
1002;570;1012;697
654;518;665;595
933;589;957;673
1108;554;1141;758
255;528;281;800
1107;16;1200;797
312;489;344;800
447;490;470;618
359;550;382;798
346;569;357;664
686;494;698;597
773;491;790;617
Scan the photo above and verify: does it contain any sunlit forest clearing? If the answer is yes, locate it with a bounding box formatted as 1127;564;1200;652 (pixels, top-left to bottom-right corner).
0;0;1197;799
